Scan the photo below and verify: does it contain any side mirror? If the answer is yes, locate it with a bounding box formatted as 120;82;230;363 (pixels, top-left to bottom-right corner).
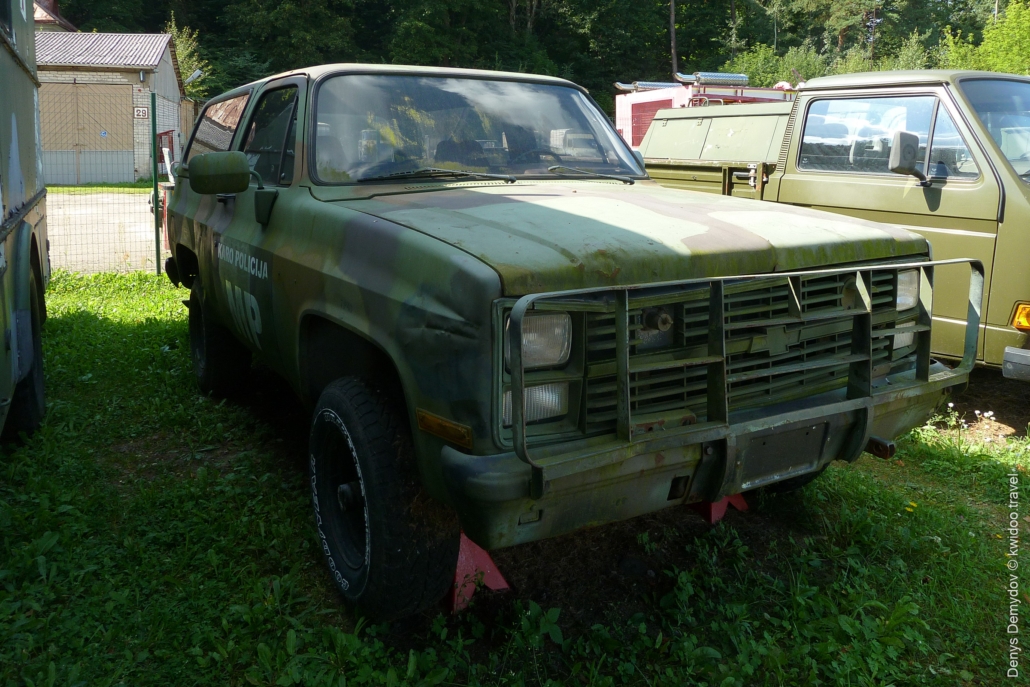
633;150;646;168
888;131;928;184
188;151;251;195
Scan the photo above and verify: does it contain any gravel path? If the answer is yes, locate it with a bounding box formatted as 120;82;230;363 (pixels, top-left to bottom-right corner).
46;191;169;274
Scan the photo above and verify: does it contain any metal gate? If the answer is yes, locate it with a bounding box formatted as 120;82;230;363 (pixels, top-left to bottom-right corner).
39;84;166;273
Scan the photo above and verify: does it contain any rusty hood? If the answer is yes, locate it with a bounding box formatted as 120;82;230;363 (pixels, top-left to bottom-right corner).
314;180;928;296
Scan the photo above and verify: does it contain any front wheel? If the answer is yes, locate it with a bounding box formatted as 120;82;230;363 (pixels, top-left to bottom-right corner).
309;377;460;620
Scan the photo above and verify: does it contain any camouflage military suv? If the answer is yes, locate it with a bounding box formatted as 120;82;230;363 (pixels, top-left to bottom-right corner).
165;64;981;620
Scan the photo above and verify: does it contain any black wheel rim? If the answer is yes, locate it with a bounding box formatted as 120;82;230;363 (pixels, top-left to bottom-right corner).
318;422;368;571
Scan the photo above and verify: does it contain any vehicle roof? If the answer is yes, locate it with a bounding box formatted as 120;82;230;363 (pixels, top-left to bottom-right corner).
801;69;1030;91
653;101;794;120
210;63;582;101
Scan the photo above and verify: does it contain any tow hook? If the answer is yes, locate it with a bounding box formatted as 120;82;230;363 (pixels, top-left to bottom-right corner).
865;436;897;459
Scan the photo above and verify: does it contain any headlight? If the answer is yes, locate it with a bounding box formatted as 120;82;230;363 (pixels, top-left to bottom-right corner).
504;312;572;369
896;269;920;311
502;382;569;427
893;320;916;349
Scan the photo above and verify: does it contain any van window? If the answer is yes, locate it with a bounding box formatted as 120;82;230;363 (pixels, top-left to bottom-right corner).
799;96;936;174
186;94;250;162
240;87;298;186
960;78;1030;180
927;106;978;179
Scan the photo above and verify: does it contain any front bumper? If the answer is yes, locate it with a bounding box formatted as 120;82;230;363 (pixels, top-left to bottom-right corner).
443;362;962;549
445;258;984;550
1003;346;1030;381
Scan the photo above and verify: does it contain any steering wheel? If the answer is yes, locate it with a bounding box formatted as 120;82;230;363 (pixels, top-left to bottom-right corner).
510;147;564;164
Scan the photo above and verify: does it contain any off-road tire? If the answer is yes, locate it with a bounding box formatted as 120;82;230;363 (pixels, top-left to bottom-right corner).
309;377;460;621
188;280;251;396
4;267;45;439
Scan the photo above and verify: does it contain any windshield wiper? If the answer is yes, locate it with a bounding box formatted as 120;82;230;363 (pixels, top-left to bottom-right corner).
547;165;635;185
358;167;516;184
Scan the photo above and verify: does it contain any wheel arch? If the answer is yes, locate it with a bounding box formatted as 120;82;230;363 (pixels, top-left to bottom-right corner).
28;231;45;323
298;314;410;415
173;243;200;289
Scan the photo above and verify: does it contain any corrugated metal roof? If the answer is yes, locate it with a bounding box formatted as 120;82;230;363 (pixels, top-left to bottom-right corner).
35;32;171;69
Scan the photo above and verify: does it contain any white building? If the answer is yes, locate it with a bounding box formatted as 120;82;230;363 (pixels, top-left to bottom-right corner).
35;32;184;183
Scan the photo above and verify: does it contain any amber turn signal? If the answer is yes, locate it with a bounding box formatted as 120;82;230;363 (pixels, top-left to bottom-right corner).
416;409;473;449
1014;304;1030;332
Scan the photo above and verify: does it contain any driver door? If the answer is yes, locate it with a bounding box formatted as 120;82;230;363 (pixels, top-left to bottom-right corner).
778;89;1000;360
215;77;303;372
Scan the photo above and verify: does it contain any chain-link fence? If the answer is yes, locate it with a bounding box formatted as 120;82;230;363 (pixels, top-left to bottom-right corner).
40;82;168;274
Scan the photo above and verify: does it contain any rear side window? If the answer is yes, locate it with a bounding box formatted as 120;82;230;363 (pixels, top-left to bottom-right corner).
799;96;936;174
186;94;250;162
240;87;299;185
0;0;12;37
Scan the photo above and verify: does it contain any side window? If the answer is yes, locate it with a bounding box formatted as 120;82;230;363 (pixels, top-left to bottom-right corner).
0;0;12;36
186;94;250;162
240;87;298;186
799;96;936;174
927;106;979;179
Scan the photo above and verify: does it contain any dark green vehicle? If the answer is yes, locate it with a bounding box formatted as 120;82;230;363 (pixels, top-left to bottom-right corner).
165;64;981;620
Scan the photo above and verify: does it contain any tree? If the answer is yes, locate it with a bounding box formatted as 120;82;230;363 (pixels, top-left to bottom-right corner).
165;12;210;98
941;0;1030;73
224;0;358;74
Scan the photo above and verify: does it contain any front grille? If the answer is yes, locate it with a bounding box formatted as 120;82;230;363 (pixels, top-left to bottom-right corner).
581;270;909;435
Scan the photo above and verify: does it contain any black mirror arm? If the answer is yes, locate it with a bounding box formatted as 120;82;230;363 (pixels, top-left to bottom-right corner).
249;169;265;190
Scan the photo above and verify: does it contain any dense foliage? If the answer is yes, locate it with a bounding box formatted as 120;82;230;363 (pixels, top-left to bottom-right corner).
59;0;1021;110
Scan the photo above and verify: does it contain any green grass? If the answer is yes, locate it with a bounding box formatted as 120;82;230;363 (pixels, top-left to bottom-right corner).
1;271;1026;686
47;178;169;194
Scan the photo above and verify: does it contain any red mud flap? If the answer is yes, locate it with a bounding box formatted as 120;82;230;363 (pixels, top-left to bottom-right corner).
447;532;510;613
689;493;748;524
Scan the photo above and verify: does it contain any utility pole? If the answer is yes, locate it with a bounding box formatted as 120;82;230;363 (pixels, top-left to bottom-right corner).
670;0;678;76
730;0;738;58
870;2;877;61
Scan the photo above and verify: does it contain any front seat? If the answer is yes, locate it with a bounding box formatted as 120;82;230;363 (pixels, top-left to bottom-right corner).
435;139;484;166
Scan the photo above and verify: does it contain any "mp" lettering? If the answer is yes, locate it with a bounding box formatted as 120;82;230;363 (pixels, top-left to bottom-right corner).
224;280;262;349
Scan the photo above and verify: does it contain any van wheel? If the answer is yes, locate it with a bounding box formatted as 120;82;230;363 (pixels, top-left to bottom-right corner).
4;267;46;439
188;279;250;395
310;377;460;621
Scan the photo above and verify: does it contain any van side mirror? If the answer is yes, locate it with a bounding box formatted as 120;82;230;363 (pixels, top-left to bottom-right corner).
888;131;929;185
188;151;251;195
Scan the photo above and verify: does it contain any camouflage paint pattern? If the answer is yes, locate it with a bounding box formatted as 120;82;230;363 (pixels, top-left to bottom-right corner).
166;65;974;550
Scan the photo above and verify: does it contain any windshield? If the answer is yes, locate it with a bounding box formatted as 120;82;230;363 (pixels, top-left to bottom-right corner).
960;78;1030;178
312;74;643;183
